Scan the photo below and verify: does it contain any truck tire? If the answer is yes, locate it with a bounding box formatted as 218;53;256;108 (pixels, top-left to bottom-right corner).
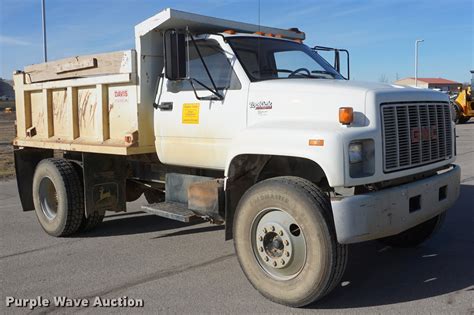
68;161;104;233
459;116;470;123
452;102;462;124
79;211;105;232
452;102;469;124
32;158;84;236
379;213;446;248
233;176;347;307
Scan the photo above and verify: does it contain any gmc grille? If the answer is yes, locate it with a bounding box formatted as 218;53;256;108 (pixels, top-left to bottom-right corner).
381;102;453;172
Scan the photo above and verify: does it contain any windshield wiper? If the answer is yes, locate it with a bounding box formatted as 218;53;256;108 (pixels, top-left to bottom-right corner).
311;70;335;75
310;70;336;79
252;69;292;74
252;69;333;79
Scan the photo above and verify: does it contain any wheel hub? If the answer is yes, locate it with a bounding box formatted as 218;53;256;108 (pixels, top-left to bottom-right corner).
252;209;306;280
39;177;59;221
257;223;292;269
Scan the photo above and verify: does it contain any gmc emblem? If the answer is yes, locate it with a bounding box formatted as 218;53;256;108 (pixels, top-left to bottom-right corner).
411;126;438;143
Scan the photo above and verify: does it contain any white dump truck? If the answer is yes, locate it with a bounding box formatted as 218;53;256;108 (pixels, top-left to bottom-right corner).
13;8;460;307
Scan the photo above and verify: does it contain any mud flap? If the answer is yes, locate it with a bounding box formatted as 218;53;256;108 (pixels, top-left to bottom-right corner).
83;153;127;217
14;147;53;211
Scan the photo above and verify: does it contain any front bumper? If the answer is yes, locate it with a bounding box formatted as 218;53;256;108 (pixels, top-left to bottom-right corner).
331;164;461;244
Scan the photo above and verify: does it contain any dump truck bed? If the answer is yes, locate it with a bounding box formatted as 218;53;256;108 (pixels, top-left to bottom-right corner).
13;50;155;155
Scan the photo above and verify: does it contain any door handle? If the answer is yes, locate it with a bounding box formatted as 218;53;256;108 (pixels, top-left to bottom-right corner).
154;102;173;110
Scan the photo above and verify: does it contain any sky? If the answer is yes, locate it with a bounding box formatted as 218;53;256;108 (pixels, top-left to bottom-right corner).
0;0;473;83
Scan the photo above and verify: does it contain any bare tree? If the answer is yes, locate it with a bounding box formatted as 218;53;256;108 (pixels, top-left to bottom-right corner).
379;74;388;83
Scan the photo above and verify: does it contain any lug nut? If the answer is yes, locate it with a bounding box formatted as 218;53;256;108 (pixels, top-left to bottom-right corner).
263;228;267;233
258;235;263;241
279;230;283;236
281;259;285;265
271;226;275;231
259;247;264;252
285;251;290;257
284;240;289;246
273;261;277;267
264;256;269;262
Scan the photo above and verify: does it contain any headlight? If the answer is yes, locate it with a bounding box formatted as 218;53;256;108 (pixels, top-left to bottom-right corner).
348;142;363;164
349;139;375;178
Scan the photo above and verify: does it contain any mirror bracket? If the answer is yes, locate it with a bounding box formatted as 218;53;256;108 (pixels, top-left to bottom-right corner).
313;45;350;80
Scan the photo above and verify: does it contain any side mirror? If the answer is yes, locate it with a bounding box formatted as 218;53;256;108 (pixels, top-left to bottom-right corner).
313;46;350;80
164;30;187;80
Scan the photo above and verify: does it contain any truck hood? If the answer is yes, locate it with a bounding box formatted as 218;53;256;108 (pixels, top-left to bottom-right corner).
247;79;449;127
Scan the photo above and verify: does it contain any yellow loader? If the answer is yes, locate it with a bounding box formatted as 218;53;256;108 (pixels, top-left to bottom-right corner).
451;70;474;123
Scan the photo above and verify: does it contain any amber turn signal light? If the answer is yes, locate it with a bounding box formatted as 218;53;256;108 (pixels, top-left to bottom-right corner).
339;107;353;125
308;139;324;146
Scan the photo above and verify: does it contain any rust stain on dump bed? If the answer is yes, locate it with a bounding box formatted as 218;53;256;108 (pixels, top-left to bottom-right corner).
78;90;96;128
53;89;67;121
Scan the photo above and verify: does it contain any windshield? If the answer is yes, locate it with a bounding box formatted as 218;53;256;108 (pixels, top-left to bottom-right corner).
227;37;343;81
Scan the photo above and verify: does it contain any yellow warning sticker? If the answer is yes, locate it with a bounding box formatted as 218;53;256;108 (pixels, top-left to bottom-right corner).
182;103;200;124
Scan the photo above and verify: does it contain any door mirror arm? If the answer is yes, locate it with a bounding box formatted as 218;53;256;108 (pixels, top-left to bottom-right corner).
313;45;350;80
189;78;224;101
187;32;224;100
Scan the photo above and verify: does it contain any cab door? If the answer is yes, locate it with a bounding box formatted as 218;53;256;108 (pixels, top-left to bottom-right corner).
154;36;247;170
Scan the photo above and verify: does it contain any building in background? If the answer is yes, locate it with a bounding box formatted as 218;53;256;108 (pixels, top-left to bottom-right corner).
394;77;462;93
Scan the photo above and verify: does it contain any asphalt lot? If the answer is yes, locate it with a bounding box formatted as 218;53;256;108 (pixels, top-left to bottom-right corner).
1;123;473;314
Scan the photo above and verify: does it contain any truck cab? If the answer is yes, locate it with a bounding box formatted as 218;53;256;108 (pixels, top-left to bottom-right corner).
13;8;460;308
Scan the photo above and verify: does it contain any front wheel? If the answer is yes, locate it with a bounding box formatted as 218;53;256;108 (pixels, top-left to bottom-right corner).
233;177;347;307
452;102;469;124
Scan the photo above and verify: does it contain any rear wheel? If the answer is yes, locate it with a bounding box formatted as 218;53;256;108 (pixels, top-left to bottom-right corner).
233;177;347;307
33;159;84;236
79;211;105;232
379;213;446;248
69;161;105;233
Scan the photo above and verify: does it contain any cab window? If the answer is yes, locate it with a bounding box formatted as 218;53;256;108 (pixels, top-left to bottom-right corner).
183;39;241;90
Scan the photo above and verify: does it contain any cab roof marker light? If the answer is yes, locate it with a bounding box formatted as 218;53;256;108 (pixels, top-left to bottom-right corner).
287;27;304;34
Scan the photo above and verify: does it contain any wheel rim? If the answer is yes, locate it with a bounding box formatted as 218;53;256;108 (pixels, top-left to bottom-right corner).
39;177;59;220
251;208;306;280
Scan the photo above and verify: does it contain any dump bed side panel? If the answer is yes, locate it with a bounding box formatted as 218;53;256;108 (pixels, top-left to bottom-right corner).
13;50;155;155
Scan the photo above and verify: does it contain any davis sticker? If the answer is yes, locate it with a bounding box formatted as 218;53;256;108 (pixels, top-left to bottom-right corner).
182;103;200;124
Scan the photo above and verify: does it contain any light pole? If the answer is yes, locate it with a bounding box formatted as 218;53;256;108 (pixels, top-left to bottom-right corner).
41;0;47;62
414;39;424;87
